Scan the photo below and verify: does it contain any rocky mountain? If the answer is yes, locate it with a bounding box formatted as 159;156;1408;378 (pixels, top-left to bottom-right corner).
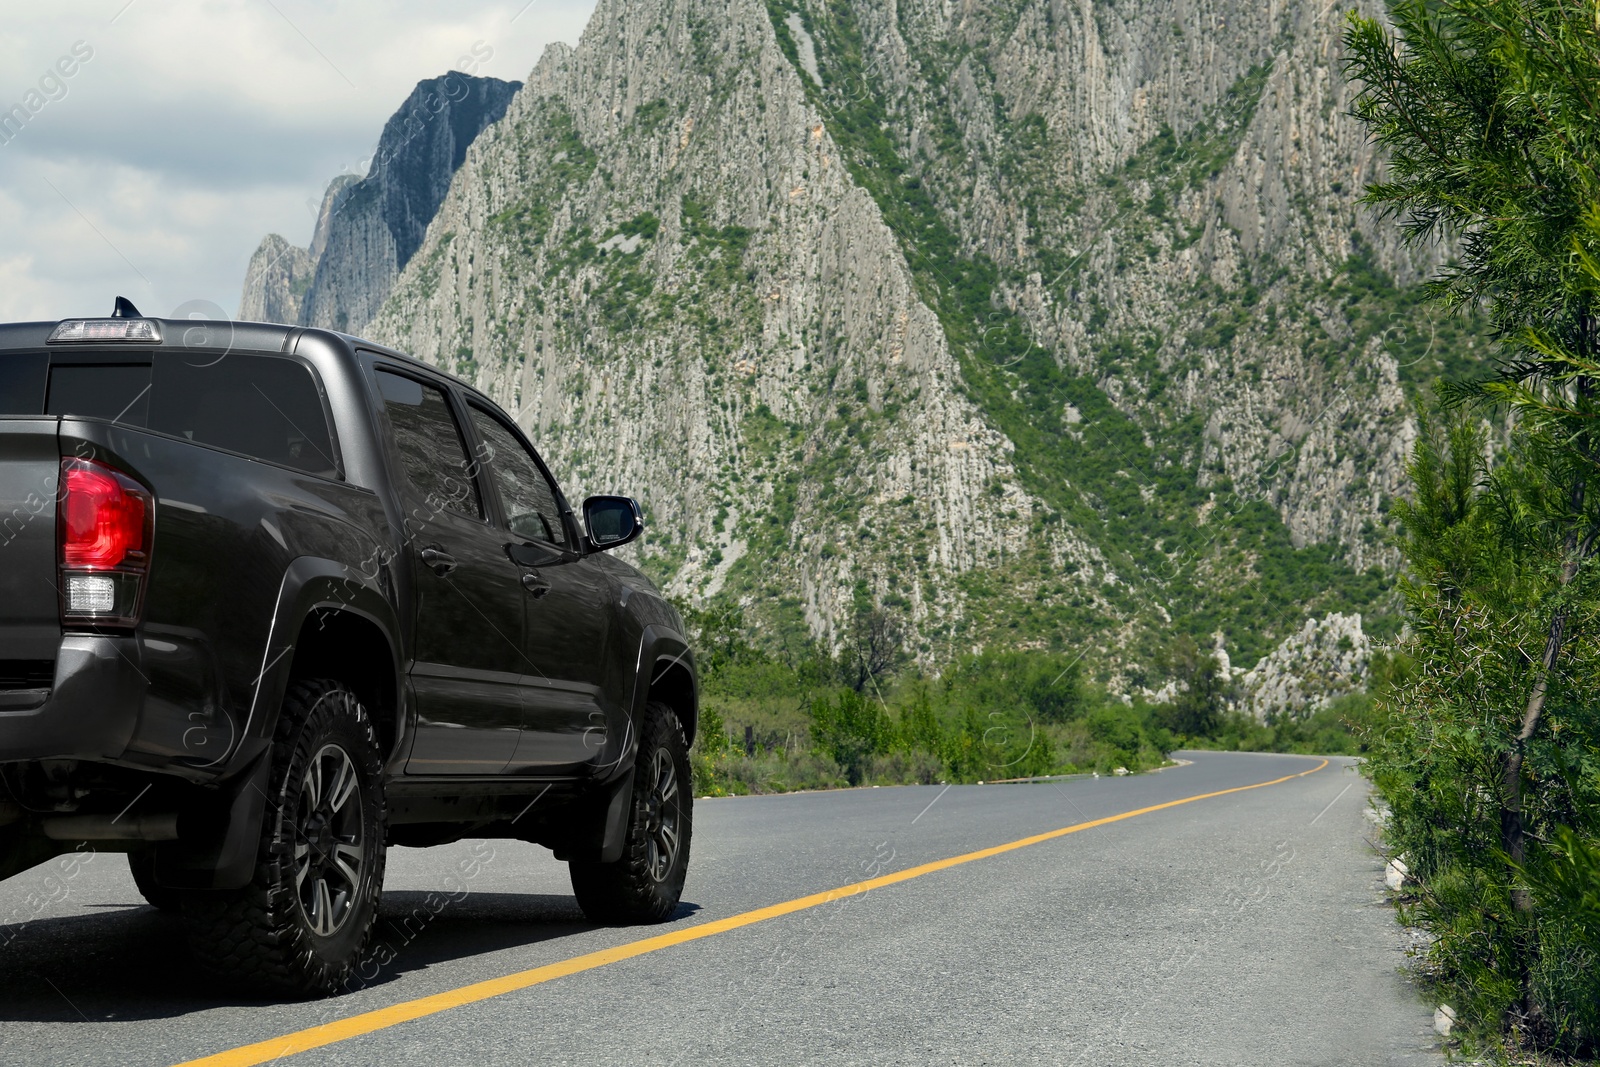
1237;612;1370;720
244;0;1490;708
238;74;520;331
238;175;353;323
237;233;314;325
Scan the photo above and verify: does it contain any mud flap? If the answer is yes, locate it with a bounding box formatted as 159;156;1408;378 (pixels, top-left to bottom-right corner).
156;752;271;890
550;766;634;863
598;766;635;864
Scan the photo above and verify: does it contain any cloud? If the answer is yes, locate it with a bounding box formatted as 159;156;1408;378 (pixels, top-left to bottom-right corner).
0;0;596;323
9;94;374;187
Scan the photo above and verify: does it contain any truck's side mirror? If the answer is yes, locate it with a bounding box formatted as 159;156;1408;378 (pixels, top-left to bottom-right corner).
583;495;643;551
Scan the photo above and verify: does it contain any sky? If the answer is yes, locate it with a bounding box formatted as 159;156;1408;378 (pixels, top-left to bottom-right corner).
0;1;597;324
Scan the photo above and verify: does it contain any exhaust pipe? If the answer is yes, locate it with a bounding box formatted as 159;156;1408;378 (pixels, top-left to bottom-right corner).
40;812;180;842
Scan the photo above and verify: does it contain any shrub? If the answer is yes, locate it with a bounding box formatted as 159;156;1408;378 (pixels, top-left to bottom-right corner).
809;690;892;785
689;702;735;796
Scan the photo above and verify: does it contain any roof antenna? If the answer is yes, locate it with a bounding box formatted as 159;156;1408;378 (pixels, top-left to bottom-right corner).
111;296;141;318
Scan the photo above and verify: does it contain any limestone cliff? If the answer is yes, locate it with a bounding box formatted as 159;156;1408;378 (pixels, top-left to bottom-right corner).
246;0;1490;698
237;234;314;325
237;74;520;332
1238;611;1371;720
368;12;1077;657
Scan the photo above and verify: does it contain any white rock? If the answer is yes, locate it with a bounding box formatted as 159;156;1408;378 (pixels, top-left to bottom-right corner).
1212;633;1233;684
1433;1004;1456;1036
1384;857;1409;891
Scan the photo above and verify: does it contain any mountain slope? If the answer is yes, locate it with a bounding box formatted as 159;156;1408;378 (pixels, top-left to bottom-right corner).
368;10;1066;660
238;74;520;331
338;0;1488;700
237;233;314;324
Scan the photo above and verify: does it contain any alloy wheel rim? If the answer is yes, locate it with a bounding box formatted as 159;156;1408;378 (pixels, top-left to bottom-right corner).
646;746;680;883
293;742;365;938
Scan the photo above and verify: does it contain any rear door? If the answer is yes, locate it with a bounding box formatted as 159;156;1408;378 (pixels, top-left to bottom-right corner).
462;402;614;772
370;367;526;775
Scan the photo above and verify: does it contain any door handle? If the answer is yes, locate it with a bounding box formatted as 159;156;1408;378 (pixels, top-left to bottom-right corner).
419;546;457;576
520;572;550;599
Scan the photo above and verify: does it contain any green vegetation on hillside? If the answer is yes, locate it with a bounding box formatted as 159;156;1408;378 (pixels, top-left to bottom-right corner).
486;100;596;256
764;0;1432;674
683;602;1377;798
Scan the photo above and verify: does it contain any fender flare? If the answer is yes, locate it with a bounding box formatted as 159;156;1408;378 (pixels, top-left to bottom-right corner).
628;624;698;746
163;557;400;891
238;555;404;762
577;625;695;864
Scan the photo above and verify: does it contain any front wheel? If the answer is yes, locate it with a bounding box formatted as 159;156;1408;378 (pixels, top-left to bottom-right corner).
569;701;692;923
181;679;386;996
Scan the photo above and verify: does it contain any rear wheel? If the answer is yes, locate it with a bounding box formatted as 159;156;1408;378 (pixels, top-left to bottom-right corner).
569;701;692;923
127;849;179;912
181;679;386;996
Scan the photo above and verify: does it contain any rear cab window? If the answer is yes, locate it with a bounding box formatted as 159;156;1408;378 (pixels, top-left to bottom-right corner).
0;353;47;414
0;349;340;478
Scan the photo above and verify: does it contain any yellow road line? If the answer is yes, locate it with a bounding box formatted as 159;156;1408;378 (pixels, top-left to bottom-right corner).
175;757;1330;1067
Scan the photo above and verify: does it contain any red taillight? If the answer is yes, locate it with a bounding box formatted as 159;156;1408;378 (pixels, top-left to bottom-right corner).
61;461;147;569
58;458;153;627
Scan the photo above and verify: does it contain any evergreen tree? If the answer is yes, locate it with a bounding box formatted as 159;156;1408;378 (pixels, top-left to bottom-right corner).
1159;636;1225;737
1346;0;1600;1046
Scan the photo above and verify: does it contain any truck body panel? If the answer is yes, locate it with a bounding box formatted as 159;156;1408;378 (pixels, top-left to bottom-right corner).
0;316;695;889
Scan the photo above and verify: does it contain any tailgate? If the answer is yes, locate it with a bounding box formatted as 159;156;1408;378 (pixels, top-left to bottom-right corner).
0;419;60;662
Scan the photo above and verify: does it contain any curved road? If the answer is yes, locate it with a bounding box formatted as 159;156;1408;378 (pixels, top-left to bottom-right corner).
0;752;1442;1066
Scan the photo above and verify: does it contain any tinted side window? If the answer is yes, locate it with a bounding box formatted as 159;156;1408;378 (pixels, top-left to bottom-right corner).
147;354;337;477
468;405;567;549
375;370;483;520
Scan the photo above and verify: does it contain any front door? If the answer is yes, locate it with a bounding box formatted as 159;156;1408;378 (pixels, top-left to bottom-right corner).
464;404;614;772
374;368;525;775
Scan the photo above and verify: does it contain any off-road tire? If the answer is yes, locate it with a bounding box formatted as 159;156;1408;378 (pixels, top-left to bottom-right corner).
127;849;180;912
180;679;387;997
569;701;692;924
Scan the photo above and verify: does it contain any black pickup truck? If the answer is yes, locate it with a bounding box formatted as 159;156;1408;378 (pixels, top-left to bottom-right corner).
0;304;697;994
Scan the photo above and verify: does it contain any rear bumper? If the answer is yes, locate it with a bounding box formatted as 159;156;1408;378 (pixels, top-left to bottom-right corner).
0;635;145;763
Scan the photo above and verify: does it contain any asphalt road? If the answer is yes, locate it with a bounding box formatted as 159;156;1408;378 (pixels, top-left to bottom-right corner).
0;751;1443;1066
